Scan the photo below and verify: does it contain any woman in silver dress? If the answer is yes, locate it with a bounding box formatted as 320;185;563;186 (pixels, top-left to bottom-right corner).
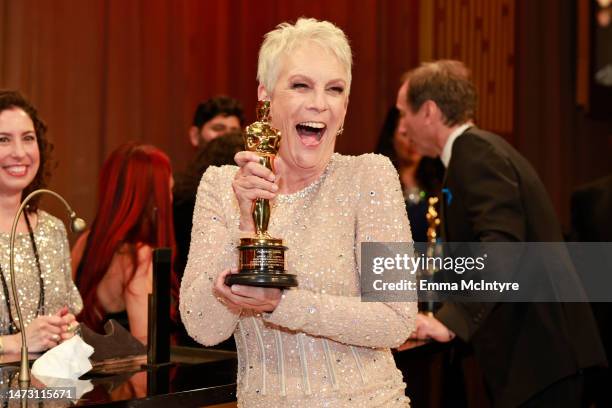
0;91;81;355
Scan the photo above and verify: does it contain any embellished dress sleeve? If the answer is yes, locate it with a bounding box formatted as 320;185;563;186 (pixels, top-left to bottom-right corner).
180;166;240;346
264;155;417;348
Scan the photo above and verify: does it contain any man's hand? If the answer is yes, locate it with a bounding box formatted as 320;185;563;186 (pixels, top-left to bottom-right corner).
410;313;456;342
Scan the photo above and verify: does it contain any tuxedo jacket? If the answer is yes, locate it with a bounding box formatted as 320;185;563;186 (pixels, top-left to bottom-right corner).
435;127;606;407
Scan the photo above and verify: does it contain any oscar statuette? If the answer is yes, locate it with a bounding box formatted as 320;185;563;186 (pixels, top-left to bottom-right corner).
422;196;441;315
225;101;298;288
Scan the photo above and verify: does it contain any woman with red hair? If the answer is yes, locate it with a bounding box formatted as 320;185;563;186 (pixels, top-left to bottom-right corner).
72;142;176;345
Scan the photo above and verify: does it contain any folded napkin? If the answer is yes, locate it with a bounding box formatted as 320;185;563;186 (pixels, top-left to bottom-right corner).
32;335;94;379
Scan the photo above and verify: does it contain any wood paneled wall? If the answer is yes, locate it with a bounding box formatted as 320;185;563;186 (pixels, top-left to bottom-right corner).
516;0;612;228
420;0;515;141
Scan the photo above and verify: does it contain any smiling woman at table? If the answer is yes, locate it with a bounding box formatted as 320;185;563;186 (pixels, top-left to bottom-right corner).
0;91;80;355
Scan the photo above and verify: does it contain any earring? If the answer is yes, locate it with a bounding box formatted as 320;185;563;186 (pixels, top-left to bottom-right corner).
336;126;344;136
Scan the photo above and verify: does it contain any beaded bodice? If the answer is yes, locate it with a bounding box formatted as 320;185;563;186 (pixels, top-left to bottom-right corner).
181;153;416;407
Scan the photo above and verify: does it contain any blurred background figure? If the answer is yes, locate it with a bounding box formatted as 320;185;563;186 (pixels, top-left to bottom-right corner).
173;130;244;280
375;106;445;242
173;130;244;350
176;95;245;275
187;96;244;149
0;90;80;355
72;142;177;345
175;96;245;349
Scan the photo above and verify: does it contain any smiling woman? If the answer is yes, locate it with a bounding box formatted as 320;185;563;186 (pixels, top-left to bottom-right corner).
180;19;416;407
0;91;82;356
260;42;347;180
0;109;40;194
256;21;351;188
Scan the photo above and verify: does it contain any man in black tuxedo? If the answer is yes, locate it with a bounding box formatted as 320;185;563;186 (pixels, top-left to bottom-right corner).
396;60;606;407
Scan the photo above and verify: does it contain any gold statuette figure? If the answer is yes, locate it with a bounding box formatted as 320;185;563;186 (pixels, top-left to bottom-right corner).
226;101;298;288
422;196;441;314
426;196;441;243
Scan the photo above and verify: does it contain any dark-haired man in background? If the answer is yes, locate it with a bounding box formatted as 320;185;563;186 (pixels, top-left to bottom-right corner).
396;60;605;407
174;97;245;349
177;96;245;277
188;96;244;148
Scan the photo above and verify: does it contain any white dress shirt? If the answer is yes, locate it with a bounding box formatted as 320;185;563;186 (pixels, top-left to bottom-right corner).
440;123;474;168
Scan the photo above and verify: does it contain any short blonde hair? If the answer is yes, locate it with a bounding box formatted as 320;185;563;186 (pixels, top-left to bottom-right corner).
257;18;353;93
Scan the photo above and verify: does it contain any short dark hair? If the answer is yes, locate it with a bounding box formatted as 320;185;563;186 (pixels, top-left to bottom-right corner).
404;60;477;126
192;96;245;129
0;90;53;212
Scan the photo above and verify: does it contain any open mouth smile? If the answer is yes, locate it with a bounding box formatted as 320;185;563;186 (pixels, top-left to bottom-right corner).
3;165;29;177
296;121;326;147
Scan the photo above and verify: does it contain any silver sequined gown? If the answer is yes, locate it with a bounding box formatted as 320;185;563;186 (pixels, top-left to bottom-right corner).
180;153;416;407
0;210;83;333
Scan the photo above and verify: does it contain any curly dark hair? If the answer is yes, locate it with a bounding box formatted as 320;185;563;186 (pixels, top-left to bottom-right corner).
0;90;53;212
404;60;477;127
192;96;245;129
